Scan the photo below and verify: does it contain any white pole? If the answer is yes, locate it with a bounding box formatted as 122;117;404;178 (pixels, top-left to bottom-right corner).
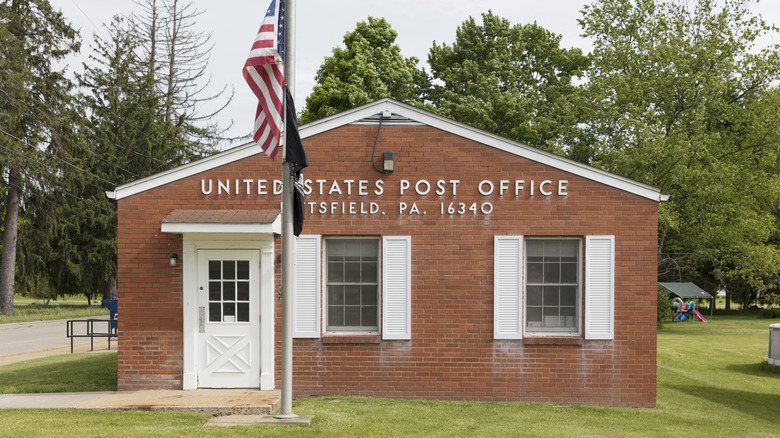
276;0;297;419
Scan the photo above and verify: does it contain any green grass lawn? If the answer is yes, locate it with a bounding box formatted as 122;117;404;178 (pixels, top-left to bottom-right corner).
0;312;777;437
0;353;117;394
0;295;108;323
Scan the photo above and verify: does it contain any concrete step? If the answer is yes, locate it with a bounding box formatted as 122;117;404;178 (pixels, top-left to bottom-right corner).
0;389;281;416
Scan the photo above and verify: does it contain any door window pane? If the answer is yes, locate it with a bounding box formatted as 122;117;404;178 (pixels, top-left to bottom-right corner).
237;303;249;322
223;261;235;280
209;282;221;301
237;282;249;301
209;303;221;322
223;282;235;301
209;261;220;280
237;261;249;280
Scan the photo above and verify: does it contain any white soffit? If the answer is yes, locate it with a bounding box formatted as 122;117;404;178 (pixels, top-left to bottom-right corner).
160;209;281;235
108;98;668;202
161;222;281;234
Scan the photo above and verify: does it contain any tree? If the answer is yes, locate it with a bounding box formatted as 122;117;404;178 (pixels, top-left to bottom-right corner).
301;16;430;124
55;1;233;303
1;1;231;310
57;11;208;304
77;16;177;179
130;0;232;156
579;0;780;307
0;0;79;315
427;11;591;157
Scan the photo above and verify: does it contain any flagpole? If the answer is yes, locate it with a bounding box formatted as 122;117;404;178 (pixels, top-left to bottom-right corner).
277;0;297;420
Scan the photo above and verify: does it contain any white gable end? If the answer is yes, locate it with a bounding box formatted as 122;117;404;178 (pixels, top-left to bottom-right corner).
108;99;668;202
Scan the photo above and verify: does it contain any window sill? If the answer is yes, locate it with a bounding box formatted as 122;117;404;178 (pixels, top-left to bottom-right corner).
321;334;381;344
523;336;583;346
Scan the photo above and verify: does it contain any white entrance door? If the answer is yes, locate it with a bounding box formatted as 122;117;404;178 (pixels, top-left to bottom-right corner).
197;250;261;388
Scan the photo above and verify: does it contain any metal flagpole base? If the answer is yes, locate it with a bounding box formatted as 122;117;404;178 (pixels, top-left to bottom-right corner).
273;413;300;420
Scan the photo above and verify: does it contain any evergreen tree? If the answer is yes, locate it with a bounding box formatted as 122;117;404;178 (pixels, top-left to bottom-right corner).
56;1;234;302
0;0;79;314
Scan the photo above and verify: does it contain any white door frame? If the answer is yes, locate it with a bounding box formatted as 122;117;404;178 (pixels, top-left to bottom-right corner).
181;233;275;390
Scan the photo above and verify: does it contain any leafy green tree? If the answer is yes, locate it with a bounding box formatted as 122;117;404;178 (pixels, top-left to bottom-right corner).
579;0;780;308
427;11;591;157
0;0;79;314
301;16;430;124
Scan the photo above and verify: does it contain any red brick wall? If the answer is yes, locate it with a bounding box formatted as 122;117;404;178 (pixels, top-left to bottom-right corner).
116;152;278;390
117;123;657;406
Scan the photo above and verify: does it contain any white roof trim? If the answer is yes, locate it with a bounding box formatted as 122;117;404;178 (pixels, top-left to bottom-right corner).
106;142;260;200
161;213;281;235
302;99;667;202
109;98;668;202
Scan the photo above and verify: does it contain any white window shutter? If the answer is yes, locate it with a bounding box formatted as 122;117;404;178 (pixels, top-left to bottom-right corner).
585;235;615;340
382;236;411;340
494;236;523;339
293;235;321;338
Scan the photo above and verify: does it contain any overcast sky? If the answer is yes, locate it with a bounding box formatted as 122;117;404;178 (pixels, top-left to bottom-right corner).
49;0;779;148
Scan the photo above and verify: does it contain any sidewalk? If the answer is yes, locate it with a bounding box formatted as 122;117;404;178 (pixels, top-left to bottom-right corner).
0;389;281;416
0;343;300;423
0;337;115;366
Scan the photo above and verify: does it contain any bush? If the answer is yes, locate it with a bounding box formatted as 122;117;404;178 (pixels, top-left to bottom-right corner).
657;289;673;327
758;308;780;319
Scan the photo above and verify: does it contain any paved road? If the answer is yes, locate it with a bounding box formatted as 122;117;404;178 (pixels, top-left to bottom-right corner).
0;318;99;356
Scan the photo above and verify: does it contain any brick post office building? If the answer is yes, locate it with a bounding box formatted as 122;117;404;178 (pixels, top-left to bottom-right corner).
109;99;666;407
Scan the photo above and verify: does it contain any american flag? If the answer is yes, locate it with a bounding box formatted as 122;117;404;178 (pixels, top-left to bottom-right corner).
243;0;285;159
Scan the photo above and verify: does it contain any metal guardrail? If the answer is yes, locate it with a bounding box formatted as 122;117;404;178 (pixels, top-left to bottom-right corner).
66;319;117;353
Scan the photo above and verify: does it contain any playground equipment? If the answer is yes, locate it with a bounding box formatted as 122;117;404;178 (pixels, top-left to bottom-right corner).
659;282;714;321
673;297;707;322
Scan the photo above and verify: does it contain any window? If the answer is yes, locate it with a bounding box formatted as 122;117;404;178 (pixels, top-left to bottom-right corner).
494;235;613;341
525;239;580;334
208;260;250;323
326;238;379;331
294;235;410;340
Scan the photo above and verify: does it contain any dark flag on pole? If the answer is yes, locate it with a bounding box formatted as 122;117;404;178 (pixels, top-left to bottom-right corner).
285;88;308;236
243;0;307;236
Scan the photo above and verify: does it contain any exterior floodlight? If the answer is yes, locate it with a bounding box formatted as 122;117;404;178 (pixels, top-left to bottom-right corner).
383;152;395;173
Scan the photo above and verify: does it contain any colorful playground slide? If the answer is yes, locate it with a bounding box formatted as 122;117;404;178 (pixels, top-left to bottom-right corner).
673;297;708;322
